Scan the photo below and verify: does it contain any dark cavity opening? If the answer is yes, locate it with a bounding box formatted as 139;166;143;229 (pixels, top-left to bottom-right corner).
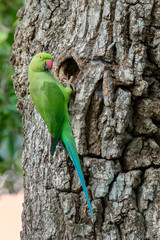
58;58;80;79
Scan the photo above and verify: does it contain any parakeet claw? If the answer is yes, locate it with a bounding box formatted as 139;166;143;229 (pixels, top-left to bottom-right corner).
67;76;75;92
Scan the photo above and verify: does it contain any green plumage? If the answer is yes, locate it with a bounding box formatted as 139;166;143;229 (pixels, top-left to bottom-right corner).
29;53;93;217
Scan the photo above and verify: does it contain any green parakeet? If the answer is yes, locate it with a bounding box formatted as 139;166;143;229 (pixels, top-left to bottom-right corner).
28;52;93;217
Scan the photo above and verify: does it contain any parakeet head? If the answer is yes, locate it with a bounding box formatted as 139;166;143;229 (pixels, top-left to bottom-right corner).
29;52;53;72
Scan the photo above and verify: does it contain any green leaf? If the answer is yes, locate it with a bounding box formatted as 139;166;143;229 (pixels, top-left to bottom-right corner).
0;30;8;43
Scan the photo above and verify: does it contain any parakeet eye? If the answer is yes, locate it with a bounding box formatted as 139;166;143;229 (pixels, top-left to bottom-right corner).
39;56;43;60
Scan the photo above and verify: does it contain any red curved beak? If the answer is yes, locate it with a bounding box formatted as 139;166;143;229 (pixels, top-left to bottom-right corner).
45;60;53;70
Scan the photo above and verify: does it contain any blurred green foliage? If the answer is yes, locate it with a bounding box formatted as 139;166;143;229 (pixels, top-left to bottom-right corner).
0;0;23;176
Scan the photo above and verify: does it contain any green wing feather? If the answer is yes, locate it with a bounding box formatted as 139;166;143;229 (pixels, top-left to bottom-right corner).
42;81;65;153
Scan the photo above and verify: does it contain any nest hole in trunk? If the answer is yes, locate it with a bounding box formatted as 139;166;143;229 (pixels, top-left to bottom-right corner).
58;57;80;80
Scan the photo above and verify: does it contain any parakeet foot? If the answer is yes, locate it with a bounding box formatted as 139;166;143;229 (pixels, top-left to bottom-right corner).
67;76;75;92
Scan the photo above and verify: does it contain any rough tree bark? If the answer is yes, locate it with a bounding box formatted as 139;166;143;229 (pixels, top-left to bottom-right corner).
11;0;160;239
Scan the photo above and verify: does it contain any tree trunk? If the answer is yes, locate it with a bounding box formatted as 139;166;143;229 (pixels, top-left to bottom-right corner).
11;0;160;239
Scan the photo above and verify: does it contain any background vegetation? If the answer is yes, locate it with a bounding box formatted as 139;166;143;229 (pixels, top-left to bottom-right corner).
0;0;23;191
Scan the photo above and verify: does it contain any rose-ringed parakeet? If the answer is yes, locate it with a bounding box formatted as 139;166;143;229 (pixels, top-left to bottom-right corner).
28;52;93;217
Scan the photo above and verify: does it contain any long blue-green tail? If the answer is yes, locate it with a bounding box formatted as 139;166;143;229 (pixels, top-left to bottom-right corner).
61;120;93;217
